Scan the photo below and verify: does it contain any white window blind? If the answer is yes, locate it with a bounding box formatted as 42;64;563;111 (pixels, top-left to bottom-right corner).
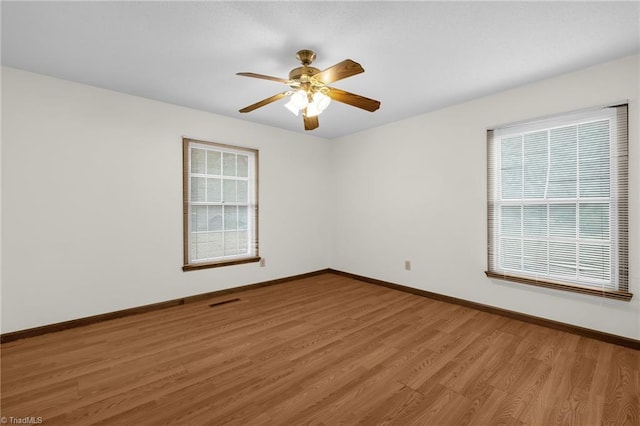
487;105;630;300
183;138;259;270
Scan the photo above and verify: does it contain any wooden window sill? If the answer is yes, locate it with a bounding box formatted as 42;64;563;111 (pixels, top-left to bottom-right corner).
183;256;261;271
485;271;633;301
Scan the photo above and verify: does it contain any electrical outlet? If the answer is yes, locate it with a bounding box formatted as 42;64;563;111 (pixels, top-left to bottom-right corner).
260;258;266;267
404;260;411;271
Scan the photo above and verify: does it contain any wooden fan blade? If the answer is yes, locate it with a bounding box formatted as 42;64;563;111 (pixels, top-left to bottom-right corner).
314;59;364;84
239;92;288;113
236;72;292;84
327;88;381;112
303;113;319;131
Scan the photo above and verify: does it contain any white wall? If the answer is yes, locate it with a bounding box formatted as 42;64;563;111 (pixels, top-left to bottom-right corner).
3;55;639;340
1;67;331;333
330;55;640;340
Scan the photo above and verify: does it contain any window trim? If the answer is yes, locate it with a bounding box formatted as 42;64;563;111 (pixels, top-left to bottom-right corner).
486;104;631;301
182;137;260;271
484;271;631;301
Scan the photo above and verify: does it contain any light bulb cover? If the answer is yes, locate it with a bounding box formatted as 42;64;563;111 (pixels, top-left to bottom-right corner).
313;92;331;111
284;100;299;116
306;102;321;117
290;90;309;109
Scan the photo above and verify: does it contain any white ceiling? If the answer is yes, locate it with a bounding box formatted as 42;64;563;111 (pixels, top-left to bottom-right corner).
2;1;639;139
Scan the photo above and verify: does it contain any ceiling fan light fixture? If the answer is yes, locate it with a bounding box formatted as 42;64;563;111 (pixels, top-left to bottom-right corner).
290;89;309;110
305;102;321;118
313;91;331;112
284;100;299;116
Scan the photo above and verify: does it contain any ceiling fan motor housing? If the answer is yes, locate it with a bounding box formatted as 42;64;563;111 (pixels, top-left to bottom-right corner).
290;50;324;89
289;66;322;84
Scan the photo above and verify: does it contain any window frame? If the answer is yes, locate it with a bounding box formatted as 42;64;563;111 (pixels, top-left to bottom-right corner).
182;137;260;271
486;105;631;301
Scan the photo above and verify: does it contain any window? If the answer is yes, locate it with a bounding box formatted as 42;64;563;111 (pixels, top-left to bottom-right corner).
486;105;630;300
182;138;259;270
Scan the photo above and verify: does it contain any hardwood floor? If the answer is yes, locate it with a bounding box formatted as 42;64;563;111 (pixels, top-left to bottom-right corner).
1;273;639;425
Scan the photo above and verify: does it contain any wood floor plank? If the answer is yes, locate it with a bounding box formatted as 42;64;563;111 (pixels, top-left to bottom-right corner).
466;386;511;425
355;383;423;425
602;346;640;425
2;273;638;425
523;349;575;425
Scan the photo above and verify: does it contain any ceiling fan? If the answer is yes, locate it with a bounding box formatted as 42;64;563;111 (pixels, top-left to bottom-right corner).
237;49;381;131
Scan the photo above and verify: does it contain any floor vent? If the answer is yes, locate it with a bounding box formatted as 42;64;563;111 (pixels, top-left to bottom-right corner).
209;298;241;308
